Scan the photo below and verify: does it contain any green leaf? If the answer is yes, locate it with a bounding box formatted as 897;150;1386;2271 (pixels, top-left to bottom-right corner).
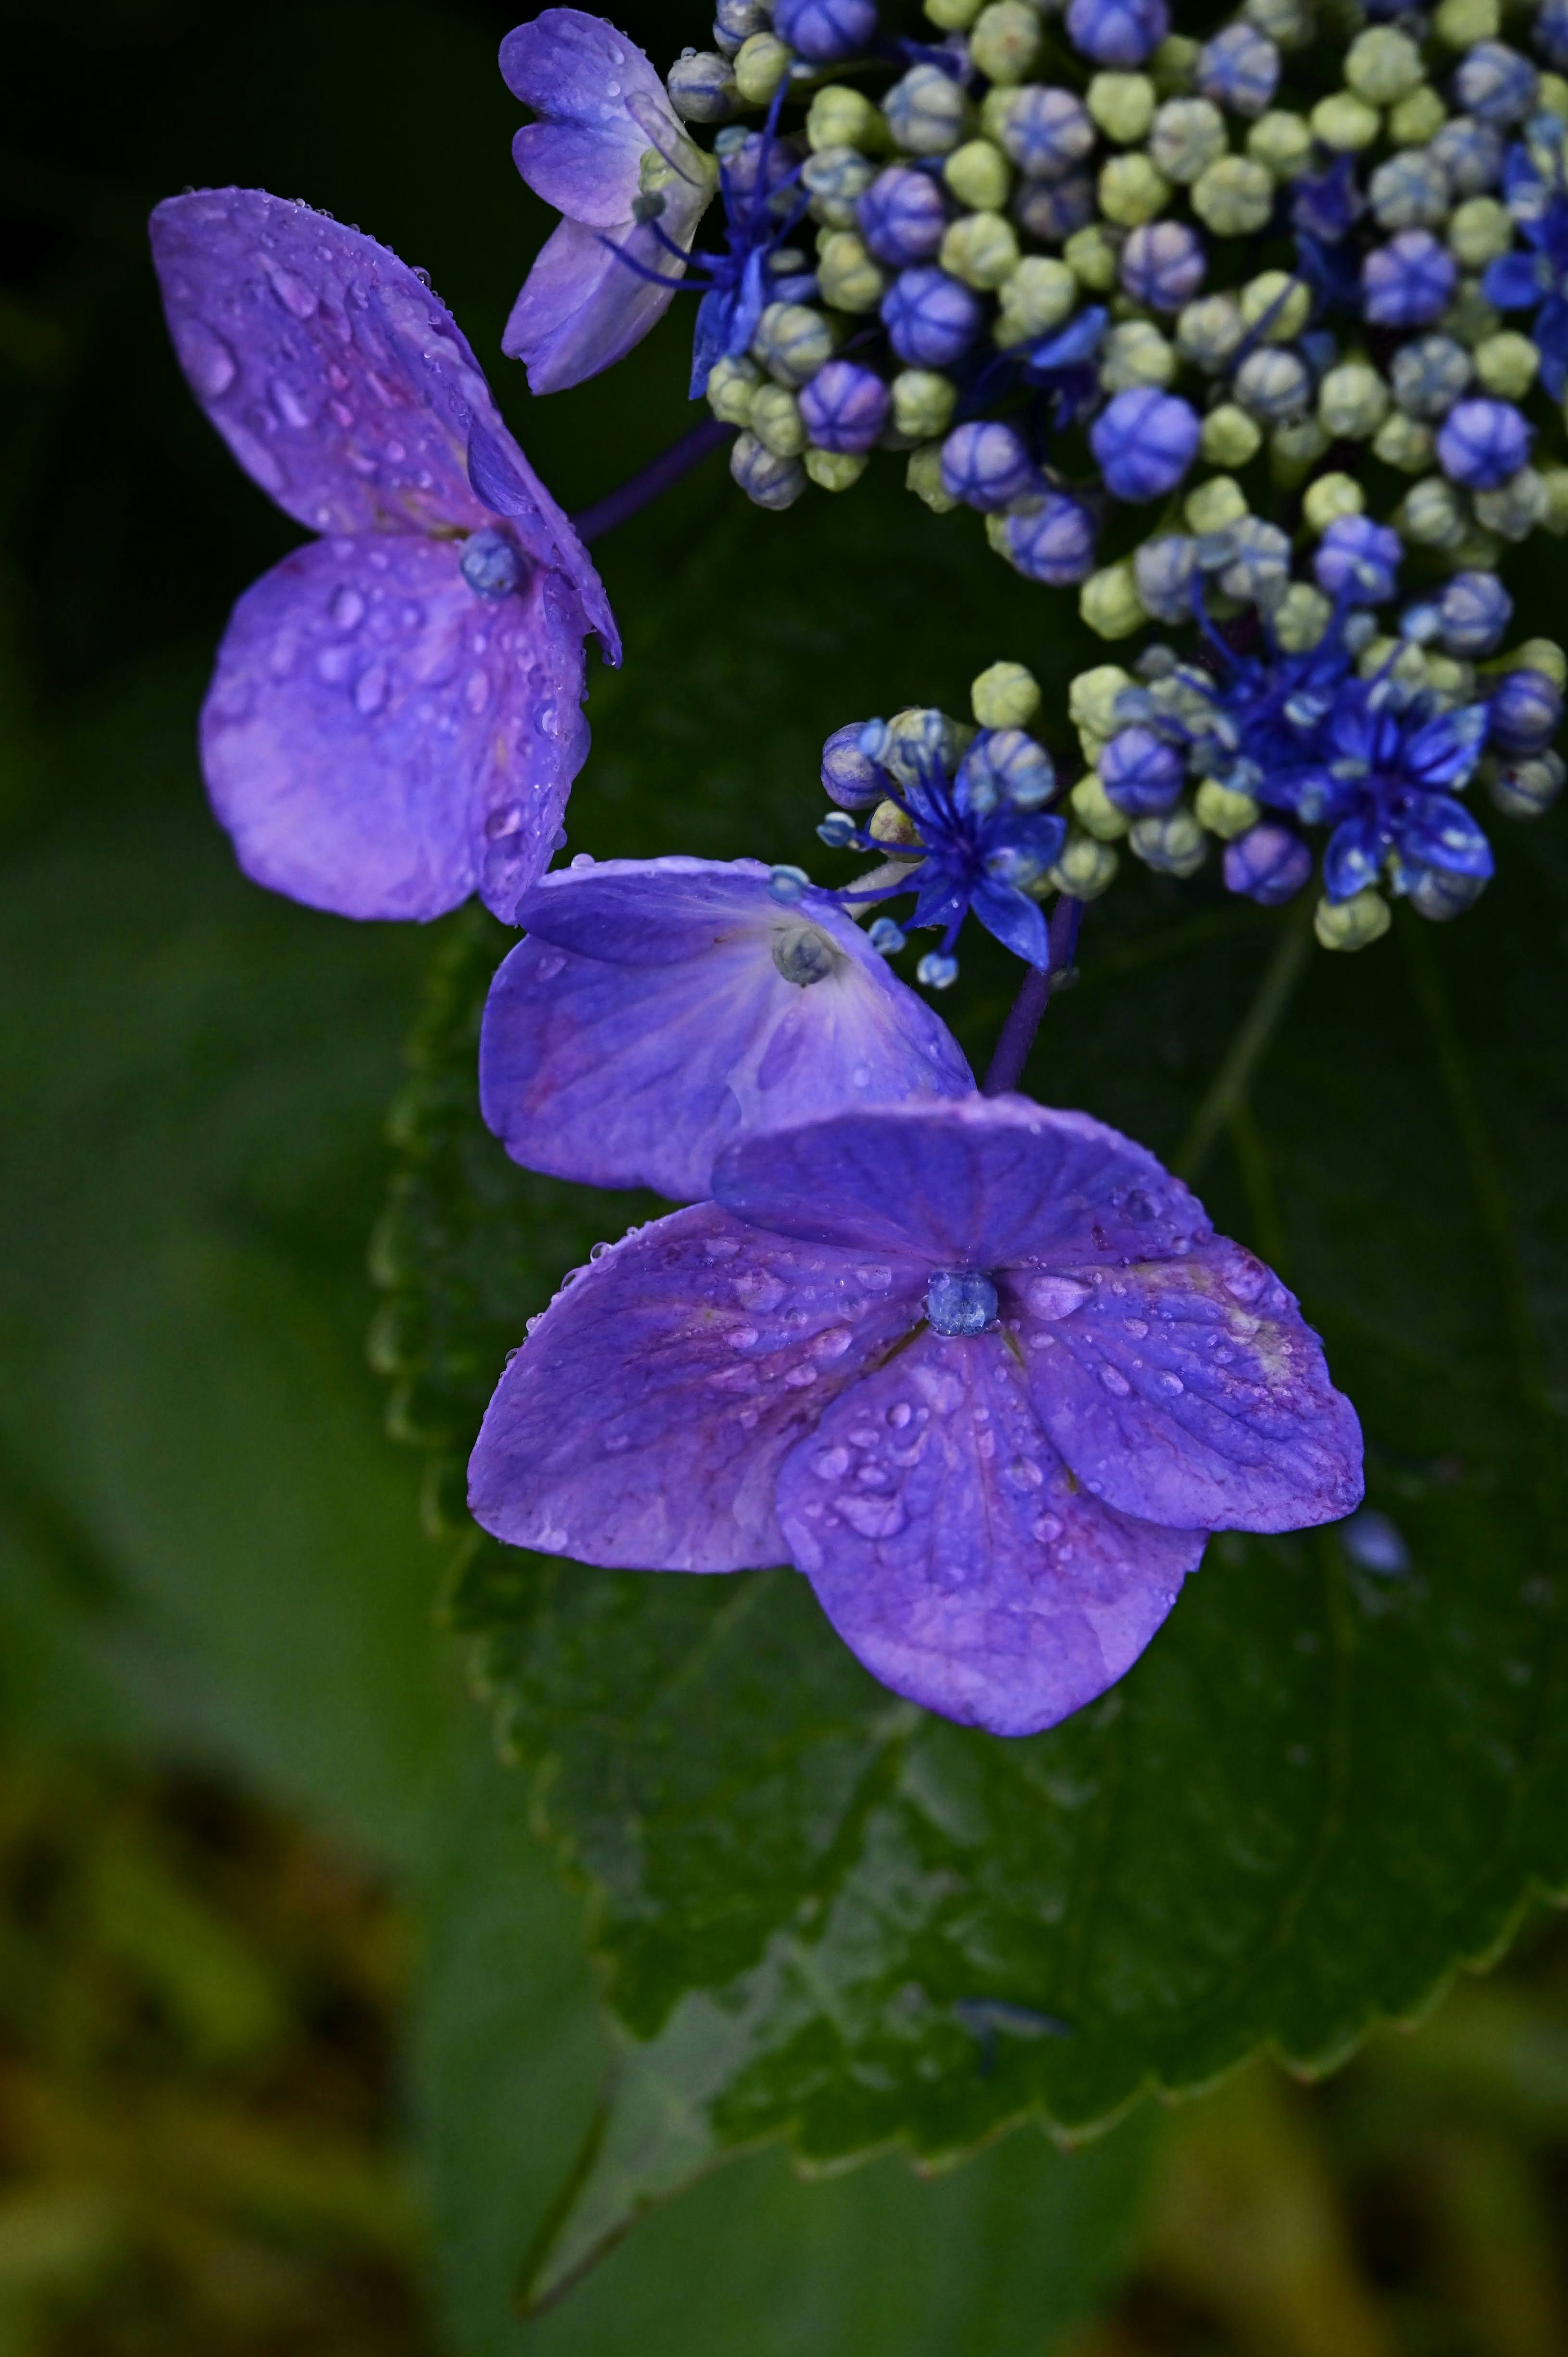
376;470;1568;2296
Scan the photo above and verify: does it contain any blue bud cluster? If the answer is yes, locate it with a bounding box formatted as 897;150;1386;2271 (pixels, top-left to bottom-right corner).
656;0;1568;636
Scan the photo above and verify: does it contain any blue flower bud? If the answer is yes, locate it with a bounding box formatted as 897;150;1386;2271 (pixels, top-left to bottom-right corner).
926;1270;998;1334
799;359;891;452
917;950;960;989
1216;517;1292;605
882;266;984;366
1537;0;1568;71
460;527;525;599
1065;0;1170;69
1368;150;1452;233
822;721;888;806
940;419;1036;511
883;64;970;157
1429;114;1506;196
998;86;1096;178
858;167;949;266
958;727;1057;812
1089;387;1202;500
1437;570;1514;656
1489;665;1564;753
1436;396;1534;488
1233;346;1312;422
1390;334;1472;419
1363;230;1458;327
1002;492;1099;583
768;863;812;903
1120;220;1206;311
715;0;770;44
1313;515;1403;604
1195;22;1280;116
1223;822;1312;905
1490;748;1565;814
1101;724;1184;814
817;810;860;847
1405;864;1489;920
1134;533;1197;622
1452;40;1539;125
773;0;878;63
868;916;908;953
1014;174;1098;244
667;47;742;123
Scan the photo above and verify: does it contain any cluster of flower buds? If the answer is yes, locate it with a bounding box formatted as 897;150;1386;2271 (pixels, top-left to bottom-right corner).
624;0;1568;628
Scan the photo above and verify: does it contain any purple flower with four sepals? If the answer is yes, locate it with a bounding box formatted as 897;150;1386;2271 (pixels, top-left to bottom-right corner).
1452;40;1539;124
1436;395;1534;487
1001;492;1100;584
1065;0;1170;68
500;9;716;394
150;187;617;923
1101;726;1184;816
1286;676;1496;904
1489;664;1564;753
830;723;1066;977
1120;221;1206;312
468;1097;1364;1736
882;265;986;366
1313;516;1403;605
800;360;891;452
940;420;1037;510
1089;388;1202;501
480;858;973;1201
1195;21;1280;116
1362;229;1457;326
858;165;949;267
1483;134;1568;396
1223;822;1313;906
774;0;879;64
1002;88;1096;182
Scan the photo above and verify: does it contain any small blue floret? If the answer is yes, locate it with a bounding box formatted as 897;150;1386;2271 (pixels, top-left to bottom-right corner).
926;1270;998;1336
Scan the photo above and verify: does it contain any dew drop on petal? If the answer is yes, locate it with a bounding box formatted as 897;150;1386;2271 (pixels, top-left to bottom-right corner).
331;586;365;631
1027;1276;1091;1319
728;1326;759;1350
811;1326;853;1361
836;1494;907;1539
704;1236;742;1261
855;1265;893;1290
179;321;237;396
1004;1457;1044;1492
784;1363;818;1388
1099;1364;1132;1397
812;1445;851;1479
1158;1371;1185;1395
887;1401;912;1428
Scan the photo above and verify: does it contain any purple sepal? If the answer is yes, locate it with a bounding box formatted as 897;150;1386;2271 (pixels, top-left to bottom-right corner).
1223;823;1312;906
202;535;589;921
482;858;975;1199
778;1328;1201;1736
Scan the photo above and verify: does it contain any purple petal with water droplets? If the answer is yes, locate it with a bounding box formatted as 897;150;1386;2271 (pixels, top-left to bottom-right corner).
514;118;648;229
713;1097;1211;1271
201;534;588;922
482;858;975;1201
502;213;693;394
777;1329;1200;1737
499;8;670;125
1013;1238;1363;1532
467;1204;925;1571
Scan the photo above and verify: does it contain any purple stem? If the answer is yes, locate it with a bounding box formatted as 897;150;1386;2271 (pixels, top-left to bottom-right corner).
571;416;737;545
982;897;1084;1098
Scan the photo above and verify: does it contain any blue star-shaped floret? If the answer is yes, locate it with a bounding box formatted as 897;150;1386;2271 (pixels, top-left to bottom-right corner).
1483;130;1568;395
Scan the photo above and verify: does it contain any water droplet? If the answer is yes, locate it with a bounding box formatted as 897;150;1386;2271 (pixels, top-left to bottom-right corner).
271;375;316;429
784;1363;818;1389
811;1326;853;1361
704;1236;742;1261
1031;1511;1064;1544
1158;1371;1184;1395
355;662;389;715
1099;1365;1131;1397
735;1270;786;1312
604;1432;631;1453
261;256;319;318
728;1326;759;1350
887;1401;912;1428
331;586;365;630
178;320;237;396
1223;1255;1269;1303
1227;1310;1261;1338
589;1241;612;1261
466;669;492;716
315;645;352;684
1124;1318;1148;1338
486;804;522;840
739;1407;760;1429
835;1493;907;1540
1004;1457;1044;1492
1027;1275;1091;1319
532;951;565;982
812;1445;851;1479
855;1264;893;1290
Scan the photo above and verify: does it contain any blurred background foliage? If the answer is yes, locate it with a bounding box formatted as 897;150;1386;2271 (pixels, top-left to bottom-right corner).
3;0;1568;2348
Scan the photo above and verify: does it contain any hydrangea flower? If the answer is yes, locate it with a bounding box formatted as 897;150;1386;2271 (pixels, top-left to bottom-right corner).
500;9;717;392
1280;675;1494;907
479;858;973;1199
469;1097;1363;1736
1483;131;1568;395
150;188;617;922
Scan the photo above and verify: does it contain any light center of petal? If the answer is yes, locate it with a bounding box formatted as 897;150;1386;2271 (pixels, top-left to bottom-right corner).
925;1270;998;1338
460;528;528;601
771;921;841;986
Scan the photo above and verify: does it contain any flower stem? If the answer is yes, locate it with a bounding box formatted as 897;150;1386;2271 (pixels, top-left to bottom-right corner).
571;417;736;544
982;897;1084;1098
1175;897;1315;1181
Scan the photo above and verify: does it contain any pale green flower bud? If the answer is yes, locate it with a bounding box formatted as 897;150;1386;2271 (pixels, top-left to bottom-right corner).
805;449;869;492
1192;156;1274;235
970;0;1042;80
733;31;791;103
1099;154;1170;226
803;147;878;228
884;64;972;154
1195;780;1261;838
1432;0;1498;42
1069;666;1135;742
1131;806;1206;877
1100;319;1177;390
1177;294;1245;370
1444;278;1500;348
1490;752;1566;816
1372;411;1435;471
731;432;806;509
1345;26;1423;104
751;383;807;457
1318;359;1390;437
1448;196;1512;268
1240;271;1312;342
1302;472;1365;531
892;368;958;439
1081;562;1147;639
754;303;835;385
884;708;971;786
1203;406;1263;466
1272;582;1333;651
707;353;761;426
1151;33;1199;89
1271;417;1332;478
1185;478;1247;537
1065;225;1123;290
1245;0;1312;48
816;232;886;312
1541;71;1568;126
1315;890;1391;952
807;85;882;151
941;210;1020;288
924;0;983;25
1540;466;1568;535
1502;637;1568;686
668;50;741;123
1311;92;1381;151
1358;636;1425;688
996;256;1078;342
1234;345;1312;421
1049;831;1120;900
1425;653;1476;700
971;661;1042;728
1388;86;1447;145
909;444;960;512
1088;72;1158;143
1474;466;1550;541
1071;773;1132;840
944;138;1012;211
1149;97;1227;183
1246;109;1315;179
1473;331;1539;398
1400;475;1468;547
